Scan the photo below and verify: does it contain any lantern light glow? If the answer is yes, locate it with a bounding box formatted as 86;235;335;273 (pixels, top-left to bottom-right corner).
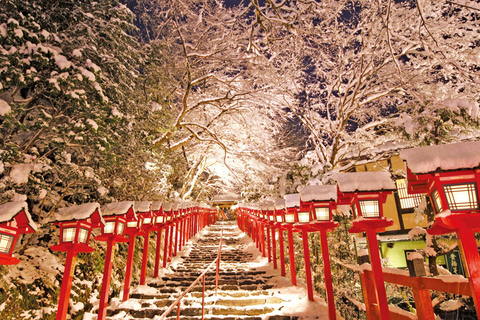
315;207;330;221
298;211;310;223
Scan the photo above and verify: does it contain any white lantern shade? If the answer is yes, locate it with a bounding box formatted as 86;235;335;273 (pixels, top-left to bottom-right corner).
62;227;76;242
315;207;330;221
104;221;116;234
443;183;478;211
359;200;380;218
143;217;152;224
117;222;125;235
78;228;89;243
127;221;138;228
0;233;14;254
285;213;295;223
297;211;310;223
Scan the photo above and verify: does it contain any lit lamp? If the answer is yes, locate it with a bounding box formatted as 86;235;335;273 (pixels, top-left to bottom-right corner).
401;141;480;319
162;202;173;268
299;185;338;317
51;203;104;320
0;201;37;265
134;201;153;286
334;172;396;320
96;202;134;320
284;194;300;286
151;201;163;278
274;199;287;277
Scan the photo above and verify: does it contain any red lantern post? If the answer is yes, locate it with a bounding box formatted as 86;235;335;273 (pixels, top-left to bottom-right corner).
284;194;300;286
266;201;277;269
335;172;396;320
135;201;154;286
162;203;173;268
299;185;338;317
152;201;164;278
51;203;104;320
401;141;480;318
274;199;286;277
0;201;37;265
96;202;134;320
122;203;140;302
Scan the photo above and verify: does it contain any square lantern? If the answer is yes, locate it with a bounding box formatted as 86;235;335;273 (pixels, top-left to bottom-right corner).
152;201;163;224
300;185;338;222
134;201;153;230
334;172;396;219
401;142;480;216
274;199;286;223
267;201;275;222
163;202;173;223
51;203;104;253
96;202;136;242
0;202;37;264
284;194;301;223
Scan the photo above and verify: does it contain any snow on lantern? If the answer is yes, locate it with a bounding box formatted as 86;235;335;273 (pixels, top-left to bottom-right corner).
96;201;134;320
0;201;37;265
152;201;164;278
299;185;338;316
283;194;300;286
134;201;153;286
401;141;480;318
334;172;396;320
51;203;104;320
274;198;287;277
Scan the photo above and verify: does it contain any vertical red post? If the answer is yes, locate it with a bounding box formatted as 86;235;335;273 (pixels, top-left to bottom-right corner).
271;226;277;269
261;223;266;257
319;228;336;320
97;242;115;320
267;224;272;262
301;228;314;301
278;228;286;277
56;250;77;320
178;219;183;251
457;227;480;319
168;223;174;259
154;228;163;278
365;227;390;320
287;227;296;286
163;226;170;268
140;230;150;285
123;235;136;301
174;222;178;256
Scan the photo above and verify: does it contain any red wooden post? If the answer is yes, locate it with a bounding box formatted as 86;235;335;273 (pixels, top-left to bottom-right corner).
56;250;77;320
97;243;115;320
266;224;272;262
168;223;174;259
301;228;314;301
174;221;178;256
163;225;170;268
411;277;436;320
140;230;150;285
123;235;136;301
271;225;277;269
457;227;480;319
319;227;336;320
154;228;163;278
287;226;296;286
261;223;266;257
364;225;391;320
360;269;379;320
278;228;286;277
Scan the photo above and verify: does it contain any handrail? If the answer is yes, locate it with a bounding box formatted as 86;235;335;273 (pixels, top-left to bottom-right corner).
159;227;223;320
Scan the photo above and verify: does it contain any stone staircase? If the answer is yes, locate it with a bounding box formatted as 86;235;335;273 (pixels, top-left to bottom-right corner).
105;221;298;320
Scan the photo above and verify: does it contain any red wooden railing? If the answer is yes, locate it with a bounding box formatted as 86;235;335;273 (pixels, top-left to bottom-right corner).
340;261;472;320
159;228;223;320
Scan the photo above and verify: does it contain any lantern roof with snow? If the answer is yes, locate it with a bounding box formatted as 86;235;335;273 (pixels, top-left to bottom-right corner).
134;201;151;213
0;201;37;232
333;172;396;193
101;201;136;219
300;185;338;202
284;194;301;208
274;198;286;210
400;141;480;175
54;202;104;226
151;201;162;212
163;202;173;212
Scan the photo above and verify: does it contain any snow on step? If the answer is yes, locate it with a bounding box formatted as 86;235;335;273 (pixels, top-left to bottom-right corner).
94;221;333;320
